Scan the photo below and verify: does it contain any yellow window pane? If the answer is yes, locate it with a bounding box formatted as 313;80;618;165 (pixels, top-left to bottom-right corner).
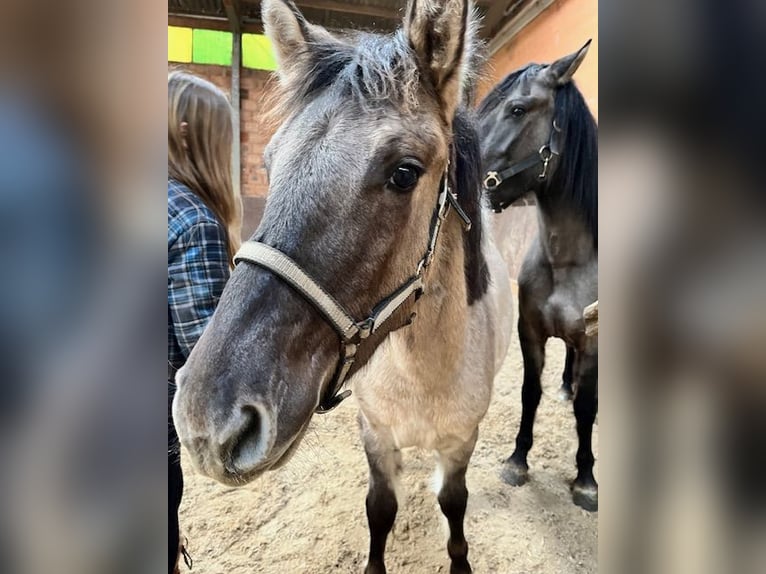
168;26;192;63
242;34;277;71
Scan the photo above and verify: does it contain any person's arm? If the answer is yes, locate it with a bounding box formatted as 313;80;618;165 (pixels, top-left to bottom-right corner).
168;220;230;360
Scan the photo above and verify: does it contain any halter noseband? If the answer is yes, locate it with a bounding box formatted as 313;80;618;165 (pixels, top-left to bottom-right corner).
233;157;471;413
483;119;563;212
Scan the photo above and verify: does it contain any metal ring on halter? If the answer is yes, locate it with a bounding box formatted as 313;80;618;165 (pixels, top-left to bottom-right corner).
483;171;501;190
538;145;553;180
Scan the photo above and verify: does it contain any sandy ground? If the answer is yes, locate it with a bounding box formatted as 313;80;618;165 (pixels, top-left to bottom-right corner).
179;335;598;574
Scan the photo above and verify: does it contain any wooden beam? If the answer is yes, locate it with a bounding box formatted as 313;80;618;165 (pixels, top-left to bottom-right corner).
222;0;242;33
231;32;242;199
168;13;263;34
481;0;513;38
294;1;400;20
487;0;556;55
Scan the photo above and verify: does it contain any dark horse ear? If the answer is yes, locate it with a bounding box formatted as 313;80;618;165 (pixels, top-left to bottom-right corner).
404;0;474;118
544;39;591;86
261;0;336;87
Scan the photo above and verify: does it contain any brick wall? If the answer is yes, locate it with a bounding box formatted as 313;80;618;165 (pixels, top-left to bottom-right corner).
168;62;276;238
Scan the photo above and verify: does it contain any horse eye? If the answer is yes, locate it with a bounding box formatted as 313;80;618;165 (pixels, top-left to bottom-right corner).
389;164;421;191
511;106;526;118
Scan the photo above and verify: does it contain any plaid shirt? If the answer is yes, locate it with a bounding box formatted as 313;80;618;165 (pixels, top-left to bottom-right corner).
168;178;230;374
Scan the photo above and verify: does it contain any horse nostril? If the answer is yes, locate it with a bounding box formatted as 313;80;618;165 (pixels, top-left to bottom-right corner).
225;403;272;473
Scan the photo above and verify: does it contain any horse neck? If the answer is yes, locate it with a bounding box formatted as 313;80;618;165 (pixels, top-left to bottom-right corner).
533;182;596;267
401;215;469;358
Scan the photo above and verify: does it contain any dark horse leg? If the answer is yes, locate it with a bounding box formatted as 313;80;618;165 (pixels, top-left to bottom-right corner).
571;351;598;511
360;416;401;574
436;430;478;574
169;381;184;574
502;312;546;486
559;345;576;401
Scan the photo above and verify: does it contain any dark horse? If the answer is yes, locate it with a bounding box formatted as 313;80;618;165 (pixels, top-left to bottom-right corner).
477;42;598;511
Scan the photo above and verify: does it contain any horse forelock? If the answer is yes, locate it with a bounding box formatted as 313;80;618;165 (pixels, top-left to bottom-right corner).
265;31;421;121
477;64;538;116
268;12;483;122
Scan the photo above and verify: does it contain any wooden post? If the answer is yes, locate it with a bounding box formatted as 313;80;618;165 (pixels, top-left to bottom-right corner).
231;31;241;196
584;300;598;337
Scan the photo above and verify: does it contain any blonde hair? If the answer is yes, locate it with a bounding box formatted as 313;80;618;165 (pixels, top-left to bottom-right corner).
168;70;241;262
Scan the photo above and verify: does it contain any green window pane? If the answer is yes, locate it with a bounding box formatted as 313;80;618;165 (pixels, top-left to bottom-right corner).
242;34;277;71
192;29;232;66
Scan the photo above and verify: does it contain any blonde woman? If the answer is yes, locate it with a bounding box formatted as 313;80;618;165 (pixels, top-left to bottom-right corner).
168;71;240;573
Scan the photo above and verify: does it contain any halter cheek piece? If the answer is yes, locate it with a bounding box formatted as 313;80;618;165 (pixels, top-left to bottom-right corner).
483;119;563;212
233;157;471;414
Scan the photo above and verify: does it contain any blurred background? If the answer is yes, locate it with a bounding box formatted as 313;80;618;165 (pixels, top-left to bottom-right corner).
0;0;764;572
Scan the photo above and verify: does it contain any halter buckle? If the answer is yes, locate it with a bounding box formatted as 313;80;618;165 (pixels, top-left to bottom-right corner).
538;145;552;180
357;319;373;340
483;171;501;190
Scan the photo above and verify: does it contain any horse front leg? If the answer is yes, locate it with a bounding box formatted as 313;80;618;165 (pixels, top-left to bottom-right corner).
436;429;478;574
572;351;598;511
359;414;401;574
502;312;546;486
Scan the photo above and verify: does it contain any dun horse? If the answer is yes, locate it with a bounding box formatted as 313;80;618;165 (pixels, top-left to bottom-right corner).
172;1;513;572
478;43;599;511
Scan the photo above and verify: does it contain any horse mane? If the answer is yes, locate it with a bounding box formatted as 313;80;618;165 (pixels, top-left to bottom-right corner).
547;82;598;250
452;108;489;305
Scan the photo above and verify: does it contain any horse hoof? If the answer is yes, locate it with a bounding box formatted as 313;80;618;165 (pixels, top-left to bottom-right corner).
450;559;472;574
572;483;598;512
558;385;573;401
364;560;386;574
501;460;529;486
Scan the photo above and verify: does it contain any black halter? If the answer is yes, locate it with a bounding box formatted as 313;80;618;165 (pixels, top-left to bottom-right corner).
483;119;563;212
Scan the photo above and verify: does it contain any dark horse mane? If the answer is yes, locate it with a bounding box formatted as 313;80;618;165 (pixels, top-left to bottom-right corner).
273;31;489;305
452;108;489;305
550;80;598;249
480;65;598;249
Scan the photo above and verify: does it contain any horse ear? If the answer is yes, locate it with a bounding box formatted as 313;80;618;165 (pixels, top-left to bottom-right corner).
404;0;474;117
544;39;591;86
261;0;333;86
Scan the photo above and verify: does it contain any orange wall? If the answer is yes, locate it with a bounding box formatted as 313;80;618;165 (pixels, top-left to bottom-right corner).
480;0;598;119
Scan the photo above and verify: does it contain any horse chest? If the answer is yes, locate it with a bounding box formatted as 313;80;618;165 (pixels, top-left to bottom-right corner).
540;264;597;343
354;343;489;450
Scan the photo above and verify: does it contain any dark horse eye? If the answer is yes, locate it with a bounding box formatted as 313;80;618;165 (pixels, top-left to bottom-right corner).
389;164;421;191
511;106;526;118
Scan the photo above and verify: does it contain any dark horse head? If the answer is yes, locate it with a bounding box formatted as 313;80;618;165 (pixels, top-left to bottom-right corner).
478;41;597;246
173;0;482;486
